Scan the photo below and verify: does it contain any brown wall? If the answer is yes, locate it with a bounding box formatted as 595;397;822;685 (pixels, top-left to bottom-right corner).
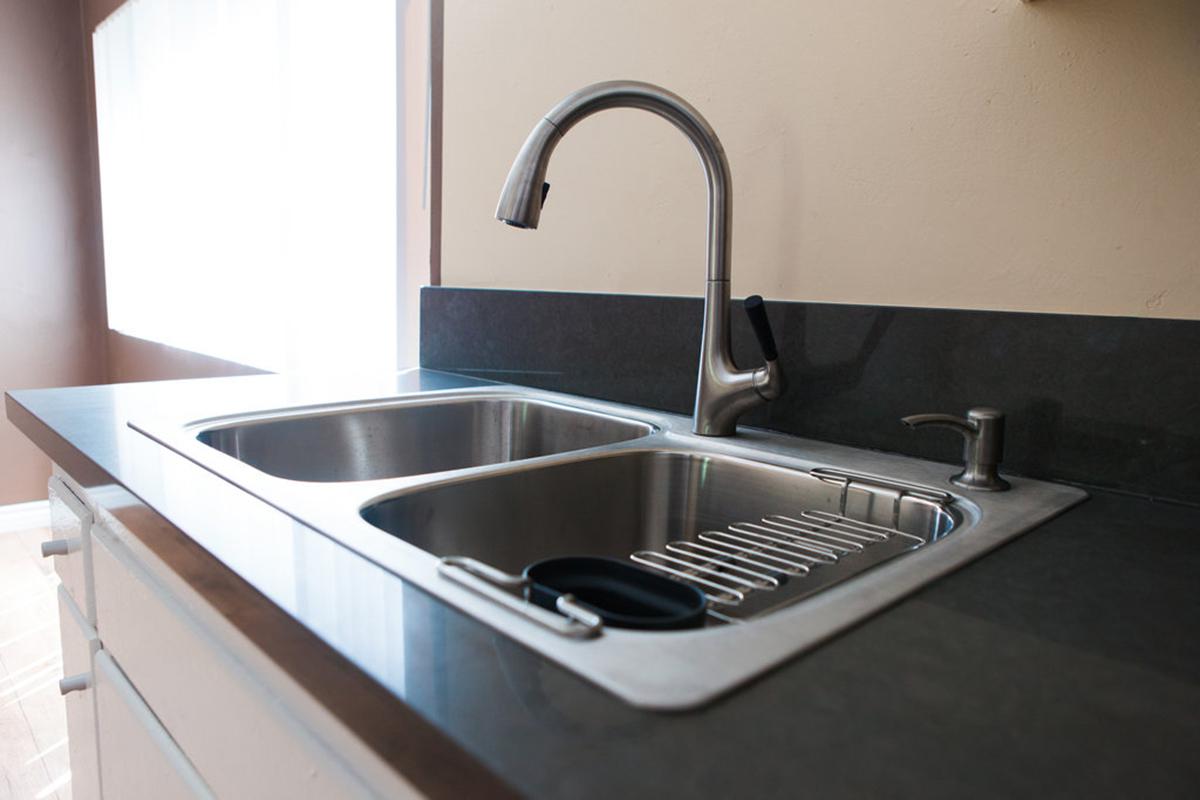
106;332;266;384
1;0;264;504
81;0;122;30
0;0;109;504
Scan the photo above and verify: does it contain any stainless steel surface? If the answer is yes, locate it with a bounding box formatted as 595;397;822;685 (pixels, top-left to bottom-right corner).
194;395;653;482
902;407;1011;491
363;450;954;623
494;80;783;436
133;379;1087;710
809;467;955;525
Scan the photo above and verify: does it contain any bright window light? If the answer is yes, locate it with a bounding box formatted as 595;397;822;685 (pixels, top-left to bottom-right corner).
93;0;397;374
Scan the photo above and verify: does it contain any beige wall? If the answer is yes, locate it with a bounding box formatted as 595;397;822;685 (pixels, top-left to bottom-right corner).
399;0;438;365
0;0;109;504
442;0;1200;319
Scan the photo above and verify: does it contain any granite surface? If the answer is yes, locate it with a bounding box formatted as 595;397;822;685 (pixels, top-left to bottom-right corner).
421;287;1200;504
7;373;1200;799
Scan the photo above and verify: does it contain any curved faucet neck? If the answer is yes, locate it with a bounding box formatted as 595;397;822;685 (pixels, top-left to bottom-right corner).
496;80;782;437
540;81;732;284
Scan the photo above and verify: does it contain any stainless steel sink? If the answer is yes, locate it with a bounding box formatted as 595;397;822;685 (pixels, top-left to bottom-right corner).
133;376;1086;710
194;395;654;481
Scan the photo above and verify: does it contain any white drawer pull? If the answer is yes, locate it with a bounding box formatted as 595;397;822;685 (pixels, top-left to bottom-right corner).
60;672;91;695
41;538;78;558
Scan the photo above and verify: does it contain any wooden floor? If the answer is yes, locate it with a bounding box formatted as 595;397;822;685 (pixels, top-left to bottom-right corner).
0;528;71;800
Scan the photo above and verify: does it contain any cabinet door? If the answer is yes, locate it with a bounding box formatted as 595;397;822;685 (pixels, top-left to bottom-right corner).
93;651;214;799
47;475;96;623
90;516;406;799
57;587;101;800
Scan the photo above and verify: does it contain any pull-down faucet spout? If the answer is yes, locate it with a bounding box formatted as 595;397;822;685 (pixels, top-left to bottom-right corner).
495;80;784;436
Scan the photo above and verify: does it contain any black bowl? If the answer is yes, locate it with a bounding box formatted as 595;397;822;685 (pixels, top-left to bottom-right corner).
524;556;707;631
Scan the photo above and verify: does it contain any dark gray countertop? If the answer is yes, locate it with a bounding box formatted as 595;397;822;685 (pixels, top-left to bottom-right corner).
8;372;1200;799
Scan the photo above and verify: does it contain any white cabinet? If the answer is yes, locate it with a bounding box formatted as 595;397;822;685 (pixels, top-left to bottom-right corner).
92;651;214;799
47;475;96;623
89;514;387;799
56;585;101;800
47;469;419;800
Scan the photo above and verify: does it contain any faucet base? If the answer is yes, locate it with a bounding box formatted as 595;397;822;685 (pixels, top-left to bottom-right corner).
951;472;1011;492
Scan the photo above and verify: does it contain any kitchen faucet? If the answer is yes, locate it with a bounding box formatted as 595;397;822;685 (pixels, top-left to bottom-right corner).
495;80;784;436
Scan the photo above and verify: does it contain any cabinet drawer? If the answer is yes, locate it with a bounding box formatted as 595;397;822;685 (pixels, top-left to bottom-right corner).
93;651;214;799
47;476;96;623
90;517;396;798
57;587;101;800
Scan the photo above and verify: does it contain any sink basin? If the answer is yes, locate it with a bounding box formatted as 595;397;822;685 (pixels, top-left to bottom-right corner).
195;395;654;482
363;450;956;621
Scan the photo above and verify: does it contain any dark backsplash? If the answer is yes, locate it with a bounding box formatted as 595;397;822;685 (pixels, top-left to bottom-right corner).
421;287;1200;505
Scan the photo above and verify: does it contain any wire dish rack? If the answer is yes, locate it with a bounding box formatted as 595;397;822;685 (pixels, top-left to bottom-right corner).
630;468;954;623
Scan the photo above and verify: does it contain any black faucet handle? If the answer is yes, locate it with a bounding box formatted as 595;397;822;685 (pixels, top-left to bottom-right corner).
743;295;779;362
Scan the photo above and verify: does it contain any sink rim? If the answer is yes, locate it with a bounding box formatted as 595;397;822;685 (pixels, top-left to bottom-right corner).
355;442;963;530
185;389;660;438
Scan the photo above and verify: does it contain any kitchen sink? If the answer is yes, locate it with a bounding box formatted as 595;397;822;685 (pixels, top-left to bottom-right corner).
194;395;654;482
133;377;1086;709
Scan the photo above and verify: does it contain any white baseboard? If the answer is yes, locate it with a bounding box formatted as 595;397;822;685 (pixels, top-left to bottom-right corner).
0;500;50;534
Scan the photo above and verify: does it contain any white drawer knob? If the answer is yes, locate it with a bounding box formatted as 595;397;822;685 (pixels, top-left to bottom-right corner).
59;673;91;695
41;539;76;558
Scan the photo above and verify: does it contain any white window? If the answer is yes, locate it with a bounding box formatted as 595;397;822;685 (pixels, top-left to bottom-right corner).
93;0;399;374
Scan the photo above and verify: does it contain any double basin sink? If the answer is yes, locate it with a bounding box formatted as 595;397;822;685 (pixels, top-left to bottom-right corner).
137;379;1085;709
